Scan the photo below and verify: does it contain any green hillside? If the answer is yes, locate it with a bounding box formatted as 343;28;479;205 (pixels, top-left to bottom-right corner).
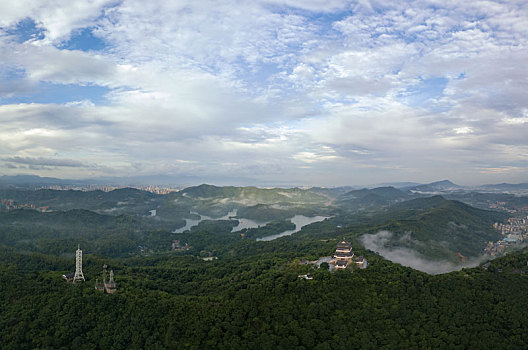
1;245;528;349
178;184;329;204
0;187;157;214
367;196;507;260
1;186;527;348
337;186;411;211
0;209;181;256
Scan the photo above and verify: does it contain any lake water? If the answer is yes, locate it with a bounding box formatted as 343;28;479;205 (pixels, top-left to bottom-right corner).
231;217;268;232
257;215;330;241
173;213;204;233
173;210;328;237
173;209;265;233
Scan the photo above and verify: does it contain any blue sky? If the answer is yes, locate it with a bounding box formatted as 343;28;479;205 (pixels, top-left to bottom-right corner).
0;0;527;186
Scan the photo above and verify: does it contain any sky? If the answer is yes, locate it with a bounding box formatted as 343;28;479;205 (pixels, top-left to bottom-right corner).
0;0;527;186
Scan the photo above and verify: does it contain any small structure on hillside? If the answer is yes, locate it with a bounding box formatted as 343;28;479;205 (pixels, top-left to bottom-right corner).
105;269;117;294
353;255;368;269
95;278;104;291
62;272;75;282
95;264;117;294
172;240;190;251
298;273;313;280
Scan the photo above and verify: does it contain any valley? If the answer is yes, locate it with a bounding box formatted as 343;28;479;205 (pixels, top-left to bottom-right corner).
0;180;524;269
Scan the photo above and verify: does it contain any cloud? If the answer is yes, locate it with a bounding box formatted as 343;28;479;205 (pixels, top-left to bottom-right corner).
453;127;473;135
5;156;84;167
0;0;117;44
0;1;527;185
264;0;350;12
360;230;486;274
292;145;341;163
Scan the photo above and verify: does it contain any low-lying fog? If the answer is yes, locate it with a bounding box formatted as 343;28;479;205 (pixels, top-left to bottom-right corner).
360;230;486;274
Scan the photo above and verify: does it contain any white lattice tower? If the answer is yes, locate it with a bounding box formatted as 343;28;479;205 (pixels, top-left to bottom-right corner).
73;245;85;282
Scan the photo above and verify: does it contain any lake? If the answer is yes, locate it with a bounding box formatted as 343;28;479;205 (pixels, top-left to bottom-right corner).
173;211;328;238
173;209;266;233
231;217;268;232
256;215;330;241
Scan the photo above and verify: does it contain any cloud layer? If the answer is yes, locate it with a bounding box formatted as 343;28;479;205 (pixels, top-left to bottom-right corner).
0;0;527;185
360;230;485;274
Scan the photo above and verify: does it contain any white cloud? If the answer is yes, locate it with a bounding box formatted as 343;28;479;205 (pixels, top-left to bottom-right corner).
10;44;119;85
503;117;528;125
453;127;473;134
1;0;528;185
263;0;350;12
0;0;117;43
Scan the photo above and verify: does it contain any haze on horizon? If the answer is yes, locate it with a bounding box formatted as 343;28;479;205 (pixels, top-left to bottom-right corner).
0;0;527;187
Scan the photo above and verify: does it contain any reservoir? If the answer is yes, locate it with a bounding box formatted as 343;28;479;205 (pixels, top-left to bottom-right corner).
173;211;328;238
257;215;329;241
231;217;268;232
173;209;267;233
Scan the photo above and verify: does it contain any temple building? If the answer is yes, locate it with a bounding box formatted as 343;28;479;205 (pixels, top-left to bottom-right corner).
335;260;348;270
353;255;368;269
333;240;354;269
331;240;368;270
334;240;354;263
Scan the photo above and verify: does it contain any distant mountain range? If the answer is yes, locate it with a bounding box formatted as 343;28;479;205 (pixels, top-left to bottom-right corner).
404;180;528;194
0;177;521;272
0;175;90;187
403;180;463;193
1;175;528;194
475;182;528;192
0;174;258;188
179;184;328;204
336;186;411;210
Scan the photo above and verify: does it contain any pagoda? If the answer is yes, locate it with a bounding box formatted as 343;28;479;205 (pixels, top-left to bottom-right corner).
95;265;117;294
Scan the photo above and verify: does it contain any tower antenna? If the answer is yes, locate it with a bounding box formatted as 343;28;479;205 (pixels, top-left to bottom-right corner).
73;245;85;283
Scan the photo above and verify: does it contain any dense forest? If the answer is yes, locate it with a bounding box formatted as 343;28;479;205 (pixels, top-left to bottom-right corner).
1;185;527;348
1;245;528;349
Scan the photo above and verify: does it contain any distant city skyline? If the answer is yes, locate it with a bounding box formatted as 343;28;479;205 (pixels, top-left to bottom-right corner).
1;1;527;186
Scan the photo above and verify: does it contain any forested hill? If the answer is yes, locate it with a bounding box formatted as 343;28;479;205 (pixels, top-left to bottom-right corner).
336;186;411;210
0;209;179;256
0;188;512;263
0;187;156;212
363;196;507;261
0;185;526;348
1;246;528;349
176;184;330;204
